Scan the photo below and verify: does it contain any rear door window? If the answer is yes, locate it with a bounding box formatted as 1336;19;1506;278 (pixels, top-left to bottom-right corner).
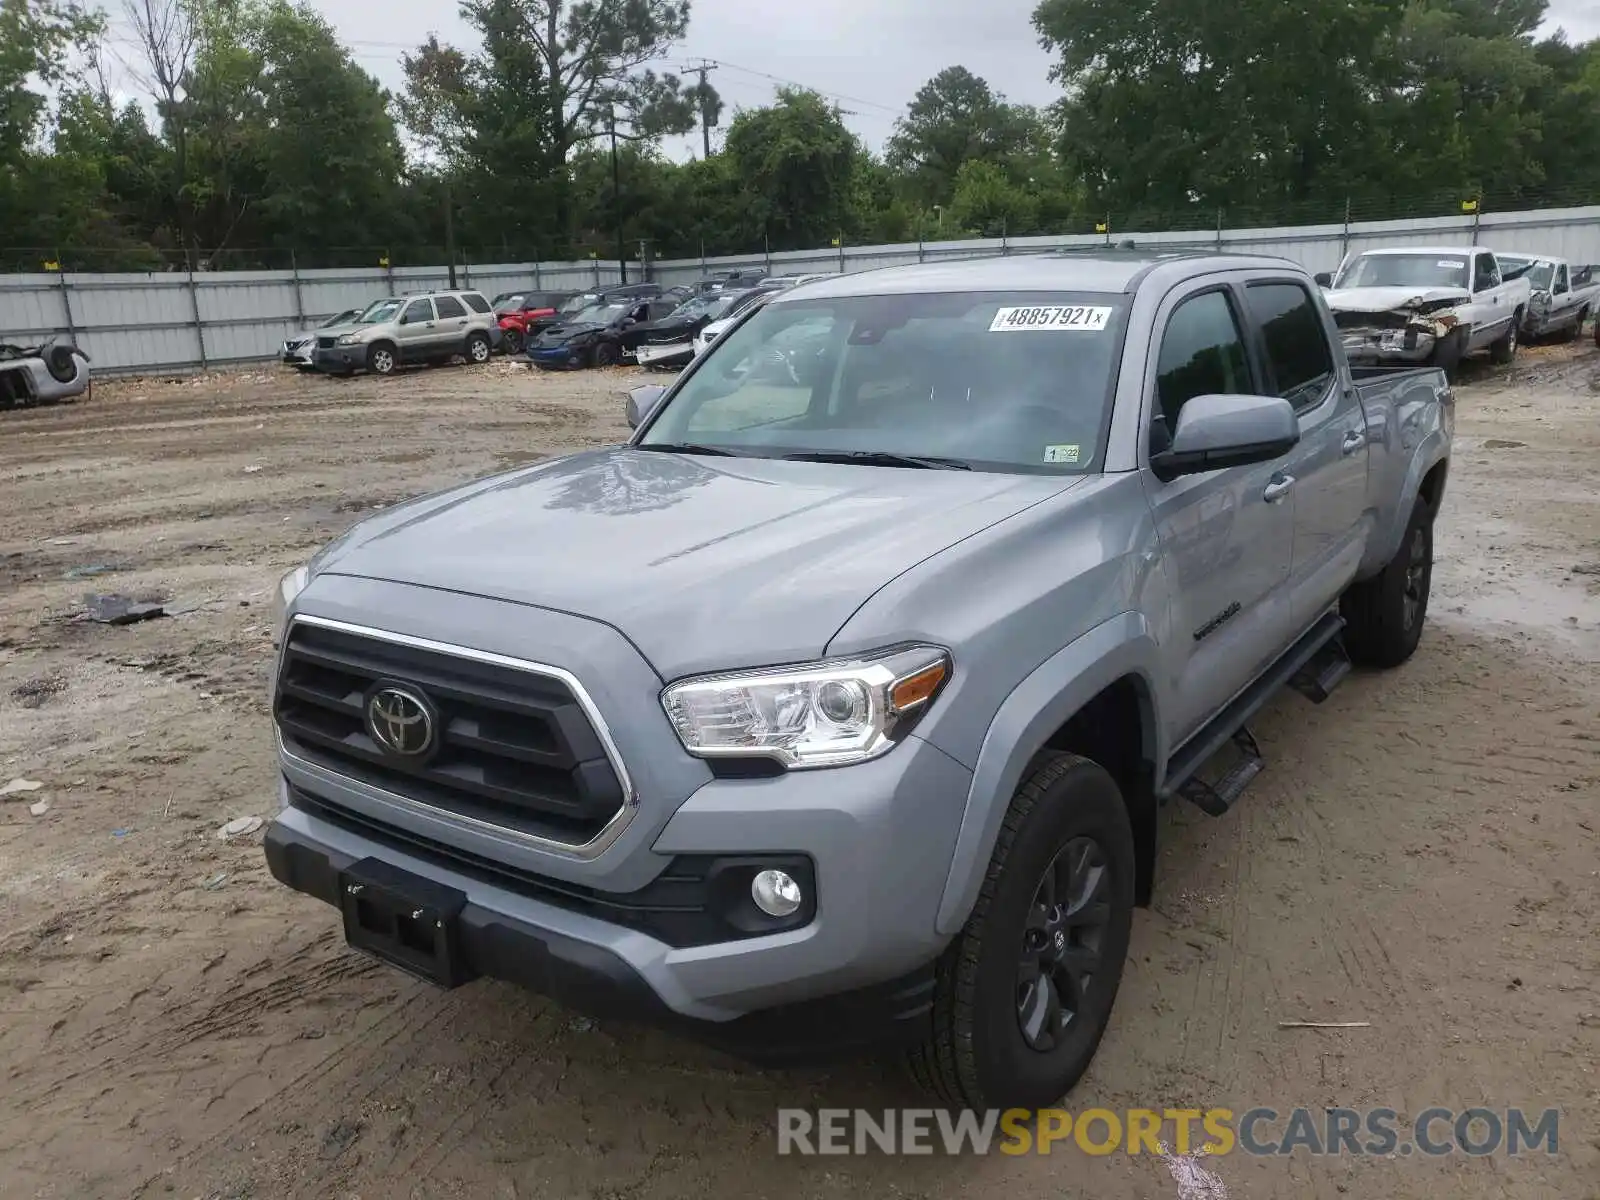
1244;282;1336;412
461;293;491;313
435;295;467;318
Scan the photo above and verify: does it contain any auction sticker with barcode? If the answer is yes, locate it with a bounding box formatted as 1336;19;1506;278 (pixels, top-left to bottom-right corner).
989;305;1113;332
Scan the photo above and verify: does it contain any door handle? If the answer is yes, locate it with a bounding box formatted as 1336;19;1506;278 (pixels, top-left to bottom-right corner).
1341;430;1365;455
1262;474;1295;503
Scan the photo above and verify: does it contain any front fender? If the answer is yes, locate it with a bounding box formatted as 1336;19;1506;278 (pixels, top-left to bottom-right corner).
933;611;1162;935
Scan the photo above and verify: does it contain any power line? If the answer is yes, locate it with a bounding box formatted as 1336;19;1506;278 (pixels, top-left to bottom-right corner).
704;58;901;115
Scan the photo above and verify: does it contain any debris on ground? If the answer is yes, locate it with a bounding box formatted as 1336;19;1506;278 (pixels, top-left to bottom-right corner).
29;799;49;816
62;563;126;580
0;778;44;798
1278;1020;1371;1029
202;872;229;890
9;675;66;707
81;594;167;625
217;816;263;840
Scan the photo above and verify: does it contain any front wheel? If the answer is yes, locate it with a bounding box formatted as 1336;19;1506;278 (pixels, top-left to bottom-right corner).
500;327;523;355
906;752;1135;1111
366;343;397;376
1489;315;1519;364
591;341;621;368
1340;496;1434;668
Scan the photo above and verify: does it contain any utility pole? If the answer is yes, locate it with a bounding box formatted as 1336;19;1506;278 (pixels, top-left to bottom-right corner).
609;106;627;284
444;178;458;289
683;59;720;158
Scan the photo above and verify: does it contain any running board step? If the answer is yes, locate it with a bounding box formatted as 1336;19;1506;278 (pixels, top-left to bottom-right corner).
1289;636;1352;704
1178;728;1264;817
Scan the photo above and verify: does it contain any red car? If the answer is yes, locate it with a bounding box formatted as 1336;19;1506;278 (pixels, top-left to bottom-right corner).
494;291;582;355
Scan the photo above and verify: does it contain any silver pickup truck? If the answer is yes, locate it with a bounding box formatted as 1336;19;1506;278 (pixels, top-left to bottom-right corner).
265;250;1453;1111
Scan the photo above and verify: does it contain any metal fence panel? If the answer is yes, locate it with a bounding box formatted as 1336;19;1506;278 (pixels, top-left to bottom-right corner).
4;209;1595;376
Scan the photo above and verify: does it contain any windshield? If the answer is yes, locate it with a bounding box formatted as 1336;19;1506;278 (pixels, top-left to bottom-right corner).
321;309;358;328
1335;254;1469;290
493;294;526;313
560;294;595;314
638;291;1126;473
569;302;629;325
356;299;403;324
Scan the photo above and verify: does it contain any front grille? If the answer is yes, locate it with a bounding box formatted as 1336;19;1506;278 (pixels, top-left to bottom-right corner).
317;335;337;349
275;621;626;844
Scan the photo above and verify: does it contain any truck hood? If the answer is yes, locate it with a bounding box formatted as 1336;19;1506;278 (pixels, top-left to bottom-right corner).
313;447;1074;678
1323;285;1469;314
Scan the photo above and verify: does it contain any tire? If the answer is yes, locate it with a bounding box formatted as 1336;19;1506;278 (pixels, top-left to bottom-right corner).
464;331;492;365
1489;314;1519;364
44;345;80;384
1340;495;1434;669
1565;307;1588;344
501;327;523;356
366;342;398;376
591;341;622;368
1429;328;1466;382
906;752;1135;1111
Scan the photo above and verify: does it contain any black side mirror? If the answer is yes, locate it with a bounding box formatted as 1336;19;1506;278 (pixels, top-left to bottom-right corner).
1313;272;1333;288
1150;394;1300;482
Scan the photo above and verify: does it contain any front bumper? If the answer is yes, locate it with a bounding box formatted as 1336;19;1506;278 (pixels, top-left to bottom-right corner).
635;341;694;368
527;343;589;368
313;345;365;372
265;798;939;1063
1338;328;1437;365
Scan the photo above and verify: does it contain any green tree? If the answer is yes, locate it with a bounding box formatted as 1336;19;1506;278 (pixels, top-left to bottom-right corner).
722;87;864;251
885;66;1041;208
948;159;1039;236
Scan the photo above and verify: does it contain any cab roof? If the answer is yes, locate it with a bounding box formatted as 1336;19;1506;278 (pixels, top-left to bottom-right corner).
772;249;1305;302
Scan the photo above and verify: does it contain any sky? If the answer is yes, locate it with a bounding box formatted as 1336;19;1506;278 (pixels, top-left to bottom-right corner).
101;0;1600;159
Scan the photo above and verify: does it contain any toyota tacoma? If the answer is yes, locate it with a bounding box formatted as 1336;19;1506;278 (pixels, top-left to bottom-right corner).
266;250;1453;1110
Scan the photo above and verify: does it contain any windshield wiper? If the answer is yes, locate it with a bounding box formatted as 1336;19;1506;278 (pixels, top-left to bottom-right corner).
636;442;736;457
780;449;972;471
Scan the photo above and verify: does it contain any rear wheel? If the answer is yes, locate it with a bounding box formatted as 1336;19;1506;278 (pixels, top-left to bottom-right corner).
1340;496;1434;668
366;343;398;376
906;752;1135;1111
465;332;492;365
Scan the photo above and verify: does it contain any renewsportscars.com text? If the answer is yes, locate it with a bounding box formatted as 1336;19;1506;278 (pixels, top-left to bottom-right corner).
776;1107;1561;1158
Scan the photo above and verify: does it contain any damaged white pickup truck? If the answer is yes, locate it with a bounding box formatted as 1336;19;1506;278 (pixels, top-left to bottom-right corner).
1498;255;1598;342
1315;246;1530;377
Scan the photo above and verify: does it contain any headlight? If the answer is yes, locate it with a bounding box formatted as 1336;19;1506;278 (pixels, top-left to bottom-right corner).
337;333;363;345
270;565;310;648
661;645;951;769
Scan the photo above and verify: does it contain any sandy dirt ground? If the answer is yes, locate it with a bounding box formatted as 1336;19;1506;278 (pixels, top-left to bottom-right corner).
1;345;1597;1200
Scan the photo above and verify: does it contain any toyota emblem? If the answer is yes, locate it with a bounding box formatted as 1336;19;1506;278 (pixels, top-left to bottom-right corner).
366;685;436;758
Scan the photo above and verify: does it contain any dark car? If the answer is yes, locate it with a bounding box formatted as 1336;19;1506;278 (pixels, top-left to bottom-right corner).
495;291;581;354
632;288;778;369
526;295;681;369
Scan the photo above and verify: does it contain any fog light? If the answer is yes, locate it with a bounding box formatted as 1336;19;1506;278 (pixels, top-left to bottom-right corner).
751;868;803;917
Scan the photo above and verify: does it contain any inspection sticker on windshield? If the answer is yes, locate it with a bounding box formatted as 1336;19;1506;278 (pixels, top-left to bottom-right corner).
989;305;1113;332
1044;444;1082;464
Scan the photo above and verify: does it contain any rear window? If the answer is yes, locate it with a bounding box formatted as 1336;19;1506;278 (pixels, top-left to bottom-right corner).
435;295;467;318
1245;282;1335;411
461;293;491;314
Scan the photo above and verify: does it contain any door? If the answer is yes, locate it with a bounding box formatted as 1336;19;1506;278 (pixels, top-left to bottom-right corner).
395;297;436;359
434;293;470;350
1141;286;1298;744
1243;280;1370;623
1468;251;1508;350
